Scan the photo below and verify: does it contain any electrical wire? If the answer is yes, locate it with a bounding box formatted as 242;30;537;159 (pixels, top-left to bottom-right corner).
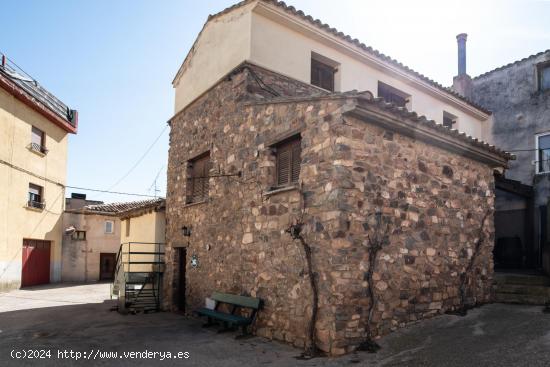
106;125;169;191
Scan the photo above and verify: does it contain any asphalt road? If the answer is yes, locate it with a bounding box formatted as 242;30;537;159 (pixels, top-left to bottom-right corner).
0;283;548;366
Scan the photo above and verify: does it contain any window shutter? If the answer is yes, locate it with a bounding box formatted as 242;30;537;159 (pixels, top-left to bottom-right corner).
290;141;301;183
277;147;291;186
187;153;210;203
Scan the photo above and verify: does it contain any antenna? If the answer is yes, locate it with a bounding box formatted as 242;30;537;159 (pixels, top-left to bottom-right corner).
148;166;164;198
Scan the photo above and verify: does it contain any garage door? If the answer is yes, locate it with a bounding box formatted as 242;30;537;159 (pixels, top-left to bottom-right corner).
21;239;51;287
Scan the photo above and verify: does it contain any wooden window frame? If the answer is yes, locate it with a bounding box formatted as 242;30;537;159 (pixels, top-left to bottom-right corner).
274;135;301;188
311;57;337;92
186;151;211;204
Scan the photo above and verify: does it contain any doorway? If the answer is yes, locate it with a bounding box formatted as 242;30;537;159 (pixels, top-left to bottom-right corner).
21;239;51;287
177;248;186;311
99;253;116;281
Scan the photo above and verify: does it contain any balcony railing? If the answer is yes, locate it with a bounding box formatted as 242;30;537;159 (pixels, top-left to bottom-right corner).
29;142;48;155
27;200;45;210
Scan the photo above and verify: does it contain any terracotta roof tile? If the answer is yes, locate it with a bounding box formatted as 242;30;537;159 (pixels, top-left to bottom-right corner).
84;198;165;215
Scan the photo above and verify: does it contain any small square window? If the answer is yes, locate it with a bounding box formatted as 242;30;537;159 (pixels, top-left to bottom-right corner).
538;63;550;92
28;183;44;209
274;136;301;188
72;231;86;241
443;111;458;128
105;220;114;234
536;133;550;174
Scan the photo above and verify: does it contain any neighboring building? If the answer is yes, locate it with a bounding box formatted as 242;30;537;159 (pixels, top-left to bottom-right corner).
61;194;121;282
119;199;166;245
61;198;165;283
164;1;511;355
466;50;550;275
173;0;493;141
0;52;78;291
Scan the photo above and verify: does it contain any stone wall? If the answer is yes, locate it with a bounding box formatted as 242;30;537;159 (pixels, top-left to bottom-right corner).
328;113;496;352
165;63;499;355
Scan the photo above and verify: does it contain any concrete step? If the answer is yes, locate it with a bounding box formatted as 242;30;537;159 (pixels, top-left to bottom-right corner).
494;292;549;305
496;284;550;297
494;273;550;286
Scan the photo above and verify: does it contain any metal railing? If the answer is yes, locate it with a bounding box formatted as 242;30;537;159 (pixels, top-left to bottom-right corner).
112;242;165;312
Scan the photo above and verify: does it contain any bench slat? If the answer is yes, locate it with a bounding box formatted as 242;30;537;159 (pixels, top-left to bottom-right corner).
197;308;251;325
211;292;260;309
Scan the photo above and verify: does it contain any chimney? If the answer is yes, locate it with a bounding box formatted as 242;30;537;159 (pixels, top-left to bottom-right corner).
452;33;472;99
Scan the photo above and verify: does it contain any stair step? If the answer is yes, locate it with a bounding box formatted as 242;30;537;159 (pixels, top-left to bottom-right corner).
495;292;549;305
496;284;550;297
494;273;550;286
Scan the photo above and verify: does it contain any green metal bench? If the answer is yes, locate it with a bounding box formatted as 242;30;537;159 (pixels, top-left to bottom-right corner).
196;292;261;336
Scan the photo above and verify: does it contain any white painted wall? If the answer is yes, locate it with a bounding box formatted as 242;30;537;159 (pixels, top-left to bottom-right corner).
173;1;491;141
173;2;255;113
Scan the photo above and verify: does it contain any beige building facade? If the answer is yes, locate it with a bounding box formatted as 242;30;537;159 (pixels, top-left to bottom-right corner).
0;53;77;291
173;0;492;141
61;197;121;282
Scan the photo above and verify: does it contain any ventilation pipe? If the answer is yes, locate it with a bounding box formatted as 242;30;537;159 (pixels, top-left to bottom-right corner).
452;33;472;98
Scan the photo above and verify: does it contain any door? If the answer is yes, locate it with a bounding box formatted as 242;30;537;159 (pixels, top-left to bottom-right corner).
99;253;116;281
178;248;186;311
21;239;51;287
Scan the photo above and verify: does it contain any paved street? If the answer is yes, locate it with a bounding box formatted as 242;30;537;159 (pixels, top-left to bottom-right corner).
0;283;549;366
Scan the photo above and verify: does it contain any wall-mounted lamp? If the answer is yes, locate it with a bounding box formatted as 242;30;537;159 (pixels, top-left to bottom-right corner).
182;226;192;237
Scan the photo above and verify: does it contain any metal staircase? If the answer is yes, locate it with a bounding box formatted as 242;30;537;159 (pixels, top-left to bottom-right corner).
111;242;165;313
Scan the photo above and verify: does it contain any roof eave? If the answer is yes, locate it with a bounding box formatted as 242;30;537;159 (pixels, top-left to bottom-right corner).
346;100;509;169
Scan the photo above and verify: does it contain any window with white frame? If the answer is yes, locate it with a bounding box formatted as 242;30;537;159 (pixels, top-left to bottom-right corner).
105;220;114;234
537;133;550;174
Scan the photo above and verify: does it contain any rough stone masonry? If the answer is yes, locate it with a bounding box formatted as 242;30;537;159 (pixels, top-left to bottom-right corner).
163;63;511;355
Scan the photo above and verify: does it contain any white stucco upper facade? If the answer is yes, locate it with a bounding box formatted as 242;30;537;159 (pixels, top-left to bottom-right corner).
173;0;492;141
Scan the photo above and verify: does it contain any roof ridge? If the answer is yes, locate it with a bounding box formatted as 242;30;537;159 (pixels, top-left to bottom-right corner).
472;49;550;80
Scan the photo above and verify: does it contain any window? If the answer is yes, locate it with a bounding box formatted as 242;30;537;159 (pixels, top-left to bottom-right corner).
443;111;458;128
105;220;114;234
125;219;130;237
72;231;86;241
536;133;550;174
377;81;410;108
186;152;210;204
537;62;550;92
28;183;44;209
311;56;336;92
274;136;301;187
30;126;47;154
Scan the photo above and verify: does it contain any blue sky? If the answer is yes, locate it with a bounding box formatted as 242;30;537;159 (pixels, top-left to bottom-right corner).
1;0;549;203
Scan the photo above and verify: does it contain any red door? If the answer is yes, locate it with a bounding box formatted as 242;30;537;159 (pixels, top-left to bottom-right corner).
21;239;51;287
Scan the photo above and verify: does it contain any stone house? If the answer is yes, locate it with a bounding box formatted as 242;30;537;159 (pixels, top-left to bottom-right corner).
163;0;511;356
0;51;78;291
467;50;550;275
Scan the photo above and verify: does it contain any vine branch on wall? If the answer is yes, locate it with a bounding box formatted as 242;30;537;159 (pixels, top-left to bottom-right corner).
358;208;390;353
449;210;491;316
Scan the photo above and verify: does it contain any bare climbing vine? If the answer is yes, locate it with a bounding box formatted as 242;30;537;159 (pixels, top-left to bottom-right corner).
450;210;491;316
357;208;391;353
